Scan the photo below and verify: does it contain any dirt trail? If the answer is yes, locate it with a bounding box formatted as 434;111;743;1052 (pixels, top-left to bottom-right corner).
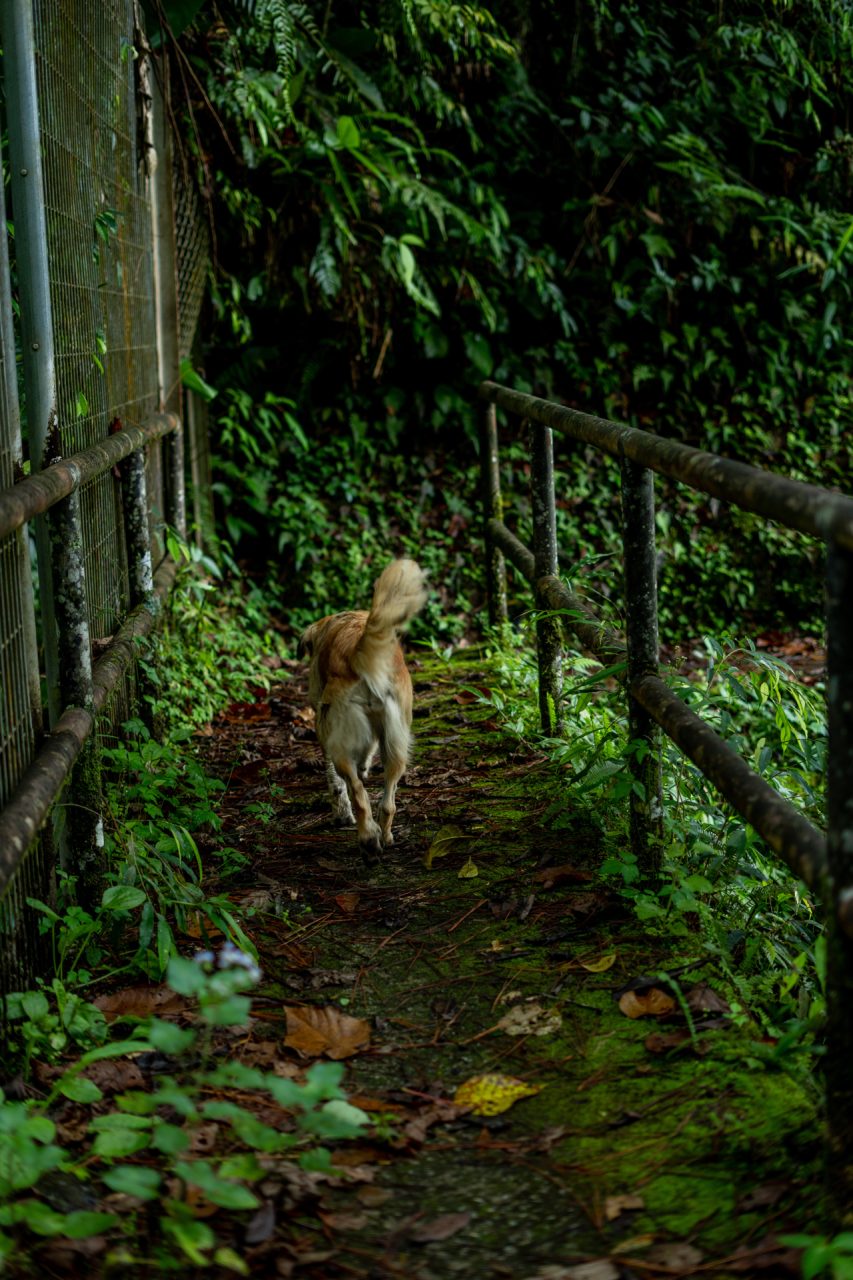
201;647;820;1280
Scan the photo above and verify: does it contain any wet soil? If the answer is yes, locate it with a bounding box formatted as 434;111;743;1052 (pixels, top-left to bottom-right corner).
196;646;823;1279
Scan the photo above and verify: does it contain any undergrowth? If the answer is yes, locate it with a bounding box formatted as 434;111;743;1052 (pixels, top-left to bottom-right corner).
475;616;828;1074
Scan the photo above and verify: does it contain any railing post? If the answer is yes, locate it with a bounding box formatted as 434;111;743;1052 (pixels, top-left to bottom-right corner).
530;422;562;734
480;397;507;627
823;540;853;1223
121;443;156;611
620;457;664;877
5;0;105;902
149;54;186;539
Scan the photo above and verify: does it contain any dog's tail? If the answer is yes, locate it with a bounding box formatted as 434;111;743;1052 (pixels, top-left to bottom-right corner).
353;559;427;688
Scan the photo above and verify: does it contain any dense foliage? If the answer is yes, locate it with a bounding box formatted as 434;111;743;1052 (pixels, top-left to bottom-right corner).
166;0;853;630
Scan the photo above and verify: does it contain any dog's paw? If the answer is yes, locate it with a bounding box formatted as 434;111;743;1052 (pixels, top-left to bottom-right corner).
359;834;383;865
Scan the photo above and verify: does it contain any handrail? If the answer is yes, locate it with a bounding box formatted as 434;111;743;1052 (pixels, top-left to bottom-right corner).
478;379;853;1215
479;380;853;550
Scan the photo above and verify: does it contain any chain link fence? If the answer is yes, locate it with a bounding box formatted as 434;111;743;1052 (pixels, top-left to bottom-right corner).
0;0;212;995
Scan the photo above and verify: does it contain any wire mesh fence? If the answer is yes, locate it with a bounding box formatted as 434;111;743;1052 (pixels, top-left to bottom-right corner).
0;0;212;996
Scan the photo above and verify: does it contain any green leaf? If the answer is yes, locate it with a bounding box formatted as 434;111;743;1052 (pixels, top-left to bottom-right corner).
336;115;361;150
166;955;208;997
163;1215;215;1265
147;1018;196;1055
58;1073;103;1104
214;1246;250;1275
21;992;50;1021
173;1160;260;1210
63;1210;120;1239
179;357;217;402
91;1128;151;1159
102;1164;162;1200
151;1122;191;1155
101;885;147;912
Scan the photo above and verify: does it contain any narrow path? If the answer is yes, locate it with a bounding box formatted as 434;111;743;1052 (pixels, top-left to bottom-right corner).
202;648;820;1279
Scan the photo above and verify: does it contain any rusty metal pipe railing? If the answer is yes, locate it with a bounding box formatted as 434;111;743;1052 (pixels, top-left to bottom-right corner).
479;377;853;1218
0;557;178;894
0;414;178;544
479;380;853;552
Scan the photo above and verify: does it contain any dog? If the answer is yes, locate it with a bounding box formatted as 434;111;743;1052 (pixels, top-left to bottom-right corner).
299;559;427;860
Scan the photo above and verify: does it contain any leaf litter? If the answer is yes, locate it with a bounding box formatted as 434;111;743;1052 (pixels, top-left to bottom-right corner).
15;652;823;1278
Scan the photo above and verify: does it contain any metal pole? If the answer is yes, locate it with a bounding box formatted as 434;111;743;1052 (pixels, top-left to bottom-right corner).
148;54;186;539
3;0;103;899
121;443;155;610
529;422;562;734
0;128;41;744
480;398;507;626
824;540;853;1223
621;458;664;876
3;0;62;724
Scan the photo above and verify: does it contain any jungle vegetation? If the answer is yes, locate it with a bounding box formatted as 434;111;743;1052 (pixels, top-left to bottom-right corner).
159;0;853;636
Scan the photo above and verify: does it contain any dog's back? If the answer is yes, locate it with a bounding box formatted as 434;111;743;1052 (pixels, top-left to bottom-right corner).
302;558;427;705
300;559;427;858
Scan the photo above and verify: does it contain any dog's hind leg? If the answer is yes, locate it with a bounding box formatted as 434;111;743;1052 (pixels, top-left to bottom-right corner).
326;759;355;826
332;757;383;860
377;703;411;848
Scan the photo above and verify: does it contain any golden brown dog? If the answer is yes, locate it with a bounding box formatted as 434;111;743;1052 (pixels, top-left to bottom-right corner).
299;559;427;860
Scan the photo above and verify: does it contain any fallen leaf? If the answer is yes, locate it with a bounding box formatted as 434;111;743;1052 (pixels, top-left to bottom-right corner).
618;987;675;1019
580;953;616;973
644;1029;692;1054
334;892;360;914
245;1200;277;1245
458;857;479;878
319;1210;369;1231
604;1193;645;1220
534;863;594;890
356;1186;393;1207
283;1005;371;1059
610;1233;655;1255
643;1242;704;1269
496;1002;563;1038
685;981;731;1015
94;985;187;1021
424;824;469;869
454;1073;543;1116
409;1212;471;1243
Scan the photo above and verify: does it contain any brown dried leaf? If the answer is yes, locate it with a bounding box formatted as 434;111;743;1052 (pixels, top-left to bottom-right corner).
644;1029;692;1054
283;1005;371;1060
409;1211;471;1243
604;1193;645;1221
94;984;186;1022
334;892;361;914
533;864;594;890
618;987;676;1019
685;980;731;1015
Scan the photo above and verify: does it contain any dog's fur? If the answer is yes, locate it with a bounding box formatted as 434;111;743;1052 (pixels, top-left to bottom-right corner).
299;559;427;859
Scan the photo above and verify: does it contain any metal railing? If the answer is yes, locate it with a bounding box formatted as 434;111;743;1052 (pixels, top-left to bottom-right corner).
0;2;211;994
479;379;853;1211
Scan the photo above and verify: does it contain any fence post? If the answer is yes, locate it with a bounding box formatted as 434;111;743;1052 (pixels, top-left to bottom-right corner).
4;0;104;901
480;397;507;627
530;422;562;734
149;55;186;539
620;457;664;876
824;540;853;1223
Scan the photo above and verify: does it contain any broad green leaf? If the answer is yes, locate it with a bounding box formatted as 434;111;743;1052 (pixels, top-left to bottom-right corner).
101;885;147;912
102;1164;162;1200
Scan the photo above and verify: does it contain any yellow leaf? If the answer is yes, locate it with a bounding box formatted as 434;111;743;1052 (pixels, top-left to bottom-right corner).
580;953;617;973
424;824;468;869
453;1073;543;1116
458;857;479;879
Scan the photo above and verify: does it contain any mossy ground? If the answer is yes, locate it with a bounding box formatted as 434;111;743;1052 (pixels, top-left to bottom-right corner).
202;646;823;1278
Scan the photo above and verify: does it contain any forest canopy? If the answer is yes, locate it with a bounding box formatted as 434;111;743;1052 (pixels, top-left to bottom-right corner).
161;0;853;632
